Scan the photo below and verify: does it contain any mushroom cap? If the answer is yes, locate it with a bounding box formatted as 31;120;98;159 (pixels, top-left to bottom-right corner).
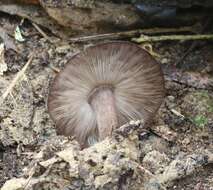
48;41;165;145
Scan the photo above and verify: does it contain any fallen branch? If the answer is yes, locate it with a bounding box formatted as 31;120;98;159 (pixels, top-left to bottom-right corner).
0;53;34;106
69;26;195;43
132;34;213;43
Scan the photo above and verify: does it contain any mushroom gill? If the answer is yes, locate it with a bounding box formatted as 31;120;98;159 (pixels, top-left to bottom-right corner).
48;41;165;147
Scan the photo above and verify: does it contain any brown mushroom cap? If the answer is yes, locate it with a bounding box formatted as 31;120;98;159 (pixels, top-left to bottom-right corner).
48;41;165;147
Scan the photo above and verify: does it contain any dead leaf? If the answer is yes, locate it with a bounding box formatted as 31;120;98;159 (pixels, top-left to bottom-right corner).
14;25;25;42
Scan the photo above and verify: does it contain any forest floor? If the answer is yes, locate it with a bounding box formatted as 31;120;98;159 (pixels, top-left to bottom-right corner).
0;6;213;190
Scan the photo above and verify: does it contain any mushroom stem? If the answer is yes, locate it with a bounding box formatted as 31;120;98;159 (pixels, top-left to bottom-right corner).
90;88;118;141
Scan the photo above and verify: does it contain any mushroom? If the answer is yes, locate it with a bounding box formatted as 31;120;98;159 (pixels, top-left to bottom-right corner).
48;41;165;148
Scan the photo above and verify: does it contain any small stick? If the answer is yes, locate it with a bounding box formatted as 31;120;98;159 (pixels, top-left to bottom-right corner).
170;109;185;118
0;53;34;106
69;26;195;42
32;22;57;43
23;163;37;190
175;42;197;67
132;34;213;43
49;64;60;73
175;18;211;67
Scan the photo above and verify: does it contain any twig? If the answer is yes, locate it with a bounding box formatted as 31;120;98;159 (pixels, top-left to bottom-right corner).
0;53;34;106
32;22;57;43
163;66;213;90
49;64;60;73
69;26;195;42
132;34;213;43
170;109;185;118
23;163;37;190
175;18;211;67
175;42;197;67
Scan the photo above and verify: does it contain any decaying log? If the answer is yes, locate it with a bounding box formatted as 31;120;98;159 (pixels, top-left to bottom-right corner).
39;0;142;34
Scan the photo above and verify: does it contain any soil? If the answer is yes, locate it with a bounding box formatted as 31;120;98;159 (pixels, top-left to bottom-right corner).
0;8;212;190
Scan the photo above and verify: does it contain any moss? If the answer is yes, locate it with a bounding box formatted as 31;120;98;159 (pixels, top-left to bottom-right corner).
195;91;213;113
192;115;208;128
